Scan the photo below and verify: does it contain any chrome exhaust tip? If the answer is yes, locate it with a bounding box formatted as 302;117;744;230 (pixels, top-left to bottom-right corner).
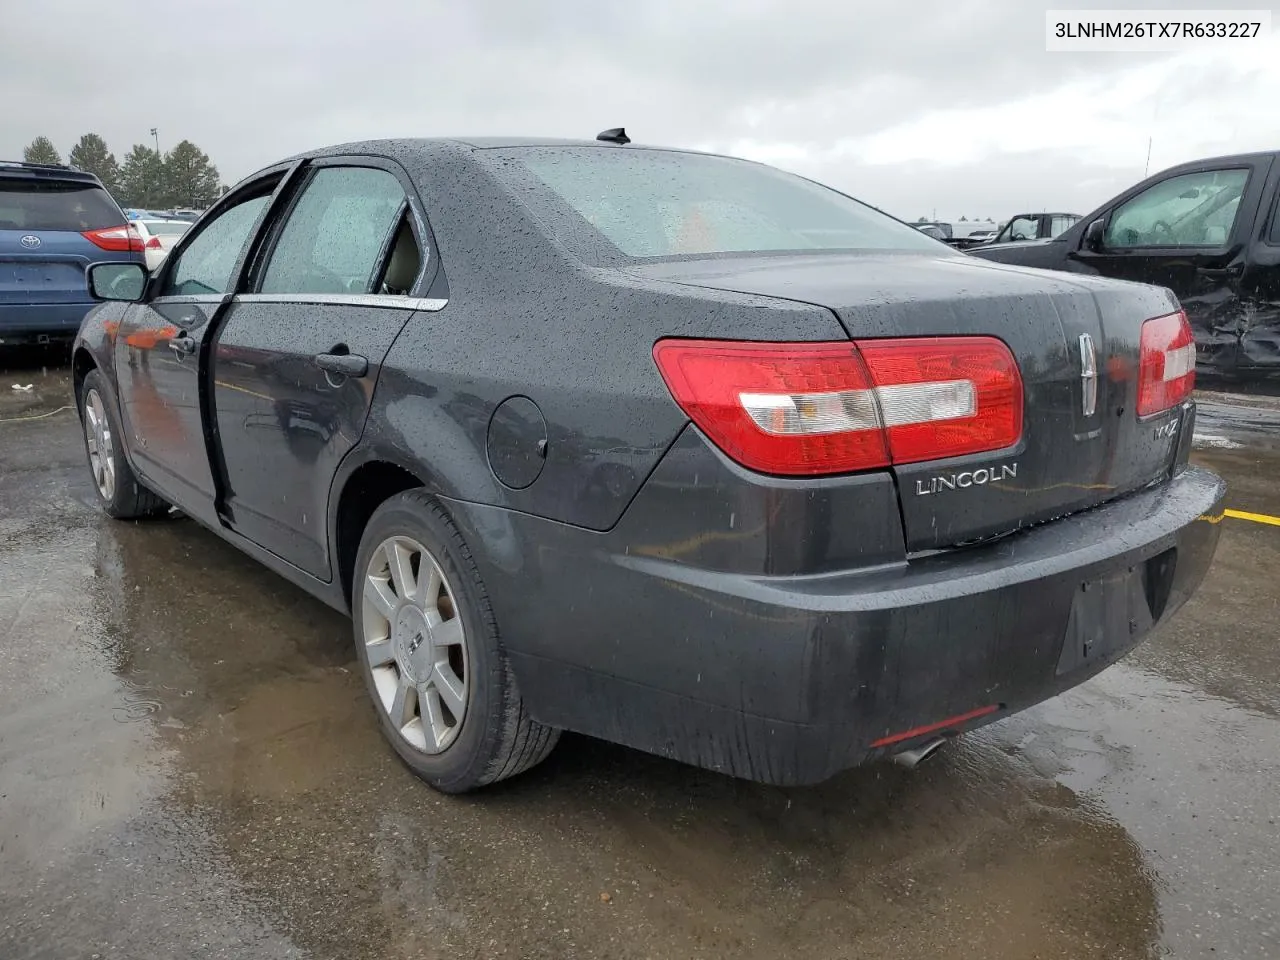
891;737;948;769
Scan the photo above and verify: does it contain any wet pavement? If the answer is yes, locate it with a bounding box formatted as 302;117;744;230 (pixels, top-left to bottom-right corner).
1;349;1278;960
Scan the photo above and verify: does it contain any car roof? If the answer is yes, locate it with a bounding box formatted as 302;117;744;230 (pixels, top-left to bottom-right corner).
0;160;105;186
277;136;733;168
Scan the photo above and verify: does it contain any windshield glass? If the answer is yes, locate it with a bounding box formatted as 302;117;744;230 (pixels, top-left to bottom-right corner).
484;147;943;263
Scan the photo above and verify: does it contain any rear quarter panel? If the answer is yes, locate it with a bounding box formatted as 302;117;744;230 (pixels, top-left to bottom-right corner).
365;143;849;531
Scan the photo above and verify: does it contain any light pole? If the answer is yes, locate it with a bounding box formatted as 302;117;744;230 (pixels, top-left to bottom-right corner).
150;128;159;155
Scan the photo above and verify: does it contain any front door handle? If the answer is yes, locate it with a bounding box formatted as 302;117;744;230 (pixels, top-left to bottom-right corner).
168;335;197;357
1196;265;1243;279
314;351;368;378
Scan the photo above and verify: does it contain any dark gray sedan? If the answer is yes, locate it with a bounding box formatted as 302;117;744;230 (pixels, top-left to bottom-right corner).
72;133;1225;792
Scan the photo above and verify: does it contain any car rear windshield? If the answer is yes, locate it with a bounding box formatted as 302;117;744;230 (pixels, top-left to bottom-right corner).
0;179;122;231
141;220;190;237
483;147;942;263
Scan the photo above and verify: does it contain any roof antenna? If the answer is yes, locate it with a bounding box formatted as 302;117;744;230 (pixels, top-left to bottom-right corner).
596;127;631;145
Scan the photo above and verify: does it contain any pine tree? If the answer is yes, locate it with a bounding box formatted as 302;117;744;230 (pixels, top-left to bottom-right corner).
68;134;120;194
118;145;166;208
162;141;221;208
22;136;62;165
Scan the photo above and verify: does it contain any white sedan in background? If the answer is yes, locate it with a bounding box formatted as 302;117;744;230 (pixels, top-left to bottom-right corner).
132;219;191;270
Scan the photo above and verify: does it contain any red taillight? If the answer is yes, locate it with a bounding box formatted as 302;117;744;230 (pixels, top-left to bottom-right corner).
144;236;162;250
82;225;144;253
652;336;1023;476
1137;310;1195;417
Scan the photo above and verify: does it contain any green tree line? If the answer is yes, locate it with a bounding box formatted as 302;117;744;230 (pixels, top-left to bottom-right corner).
22;133;225;210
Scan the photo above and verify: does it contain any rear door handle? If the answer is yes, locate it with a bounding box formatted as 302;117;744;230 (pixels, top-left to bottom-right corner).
168;335;197;357
314;352;368;378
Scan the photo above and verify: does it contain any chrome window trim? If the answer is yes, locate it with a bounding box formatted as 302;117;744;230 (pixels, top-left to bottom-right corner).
232;292;448;312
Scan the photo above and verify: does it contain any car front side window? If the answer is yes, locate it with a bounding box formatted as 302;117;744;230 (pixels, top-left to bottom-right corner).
1003;216;1037;242
1105;169;1249;249
162;194;271;297
259;166;412;295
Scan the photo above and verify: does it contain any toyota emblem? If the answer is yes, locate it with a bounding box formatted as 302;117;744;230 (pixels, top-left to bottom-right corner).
20;235;41;249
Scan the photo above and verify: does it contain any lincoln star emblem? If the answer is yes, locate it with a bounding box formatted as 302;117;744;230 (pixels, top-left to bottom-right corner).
1078;332;1097;417
19;235;41;249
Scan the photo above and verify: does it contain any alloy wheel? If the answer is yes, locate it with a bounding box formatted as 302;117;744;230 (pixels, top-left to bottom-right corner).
84;388;116;501
362;536;469;753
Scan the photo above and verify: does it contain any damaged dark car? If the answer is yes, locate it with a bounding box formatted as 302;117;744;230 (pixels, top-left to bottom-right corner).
971;151;1280;378
72;135;1224;793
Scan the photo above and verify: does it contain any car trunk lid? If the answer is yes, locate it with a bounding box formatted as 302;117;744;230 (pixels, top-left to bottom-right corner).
0;229;95;304
630;252;1188;551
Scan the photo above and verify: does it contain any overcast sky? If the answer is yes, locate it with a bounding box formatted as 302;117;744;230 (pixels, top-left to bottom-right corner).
4;0;1278;222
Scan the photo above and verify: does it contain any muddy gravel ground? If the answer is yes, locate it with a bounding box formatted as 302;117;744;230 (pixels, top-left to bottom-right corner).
1;347;1278;959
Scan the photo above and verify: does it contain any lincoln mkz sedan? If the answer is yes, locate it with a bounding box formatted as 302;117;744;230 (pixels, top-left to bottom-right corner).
72;131;1225;792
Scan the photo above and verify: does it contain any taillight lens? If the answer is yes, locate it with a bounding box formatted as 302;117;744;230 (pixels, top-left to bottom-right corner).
144;236;162;250
652;336;1023;476
82;225;144;253
1137;310;1195;417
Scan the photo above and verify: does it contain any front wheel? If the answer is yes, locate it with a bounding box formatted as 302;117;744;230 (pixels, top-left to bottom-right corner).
78;370;169;519
352;490;559;792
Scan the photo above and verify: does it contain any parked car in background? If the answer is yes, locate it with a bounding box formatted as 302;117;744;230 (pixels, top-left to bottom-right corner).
984;212;1081;245
913;222;949;241
966;229;997;242
914;220;953;238
0;160;145;345
970;151;1280;377
73;134;1222;793
170;208;203;221
130;218;191;270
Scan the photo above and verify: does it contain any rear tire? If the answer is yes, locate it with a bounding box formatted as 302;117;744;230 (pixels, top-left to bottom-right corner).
78;369;170;520
352;490;559;792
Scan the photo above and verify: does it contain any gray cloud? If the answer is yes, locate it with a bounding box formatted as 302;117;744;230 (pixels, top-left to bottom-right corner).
2;0;1274;220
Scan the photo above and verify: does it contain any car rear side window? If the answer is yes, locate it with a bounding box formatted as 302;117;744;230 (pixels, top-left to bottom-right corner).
1049;215;1078;237
0;180;122;231
259;167;410;295
484;147;940;263
163;194;271;297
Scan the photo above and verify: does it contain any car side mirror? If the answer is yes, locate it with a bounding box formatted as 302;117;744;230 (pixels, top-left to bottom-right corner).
87;262;148;302
1083;218;1106;253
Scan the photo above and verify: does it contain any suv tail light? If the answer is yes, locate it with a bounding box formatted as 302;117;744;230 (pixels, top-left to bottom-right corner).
1137;310;1195;417
652;336;1023;476
82;225;143;253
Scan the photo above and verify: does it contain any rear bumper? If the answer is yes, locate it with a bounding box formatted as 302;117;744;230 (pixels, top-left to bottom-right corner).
450;462;1225;786
0;302;94;343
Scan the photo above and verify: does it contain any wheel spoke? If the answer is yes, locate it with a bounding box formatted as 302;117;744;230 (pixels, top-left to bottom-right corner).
385;541;416;600
390;674;416;729
420;684;449;748
432;663;466;718
430;615;463;649
363;575;397;620
365;638;394;667
415;561;442;607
